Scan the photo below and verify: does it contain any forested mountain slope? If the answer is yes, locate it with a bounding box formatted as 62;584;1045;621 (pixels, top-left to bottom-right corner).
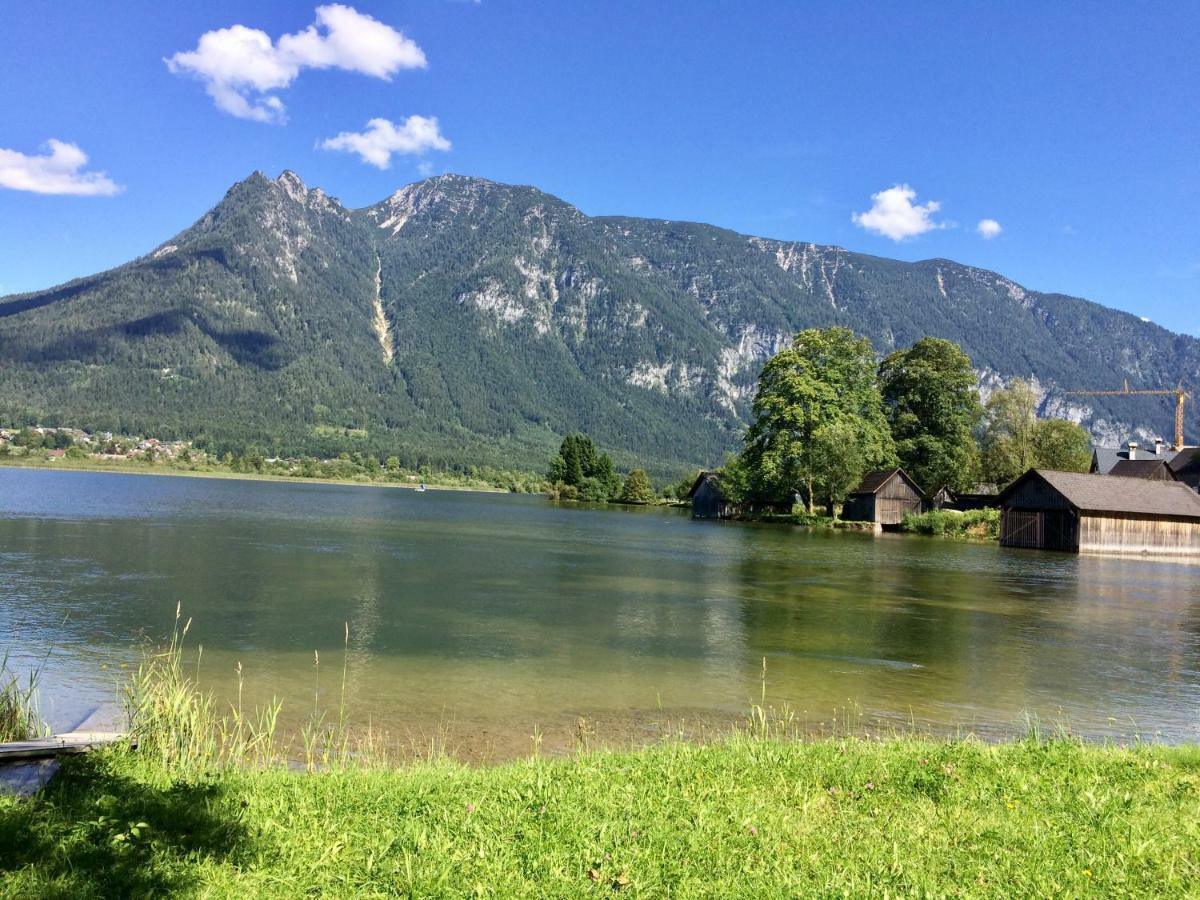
1;171;1195;473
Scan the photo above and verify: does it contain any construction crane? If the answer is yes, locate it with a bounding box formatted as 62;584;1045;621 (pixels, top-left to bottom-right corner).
1065;381;1192;449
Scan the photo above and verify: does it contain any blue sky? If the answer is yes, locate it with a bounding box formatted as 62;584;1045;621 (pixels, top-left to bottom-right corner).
2;1;1198;335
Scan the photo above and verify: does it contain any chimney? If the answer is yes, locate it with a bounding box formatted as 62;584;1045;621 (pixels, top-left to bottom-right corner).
1155;438;1164;456
1127;441;1138;461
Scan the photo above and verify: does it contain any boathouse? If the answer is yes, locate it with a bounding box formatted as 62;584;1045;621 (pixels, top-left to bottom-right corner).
842;468;925;526
998;469;1200;555
926;486;955;511
687;472;736;519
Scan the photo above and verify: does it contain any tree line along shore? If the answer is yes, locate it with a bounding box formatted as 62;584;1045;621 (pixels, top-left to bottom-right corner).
0;328;1099;531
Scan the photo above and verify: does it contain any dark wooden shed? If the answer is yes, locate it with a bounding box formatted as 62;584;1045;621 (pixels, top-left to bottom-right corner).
926;486;955;511
687;472;736;519
842;468;925;526
998;468;1200;555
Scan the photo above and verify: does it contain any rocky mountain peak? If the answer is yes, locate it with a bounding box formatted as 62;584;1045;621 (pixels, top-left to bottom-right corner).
275;169;308;201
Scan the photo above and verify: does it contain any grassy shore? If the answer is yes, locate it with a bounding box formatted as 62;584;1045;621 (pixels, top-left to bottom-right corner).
0;456;513;494
2;733;1197;897
2;627;1198;897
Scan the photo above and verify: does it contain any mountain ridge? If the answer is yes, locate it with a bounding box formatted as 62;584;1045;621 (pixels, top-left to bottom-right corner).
1;170;1195;475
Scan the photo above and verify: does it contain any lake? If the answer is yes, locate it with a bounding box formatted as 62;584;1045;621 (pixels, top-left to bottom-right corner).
2;467;1198;760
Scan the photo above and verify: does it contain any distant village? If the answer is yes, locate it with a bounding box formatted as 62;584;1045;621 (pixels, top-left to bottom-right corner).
0;426;194;462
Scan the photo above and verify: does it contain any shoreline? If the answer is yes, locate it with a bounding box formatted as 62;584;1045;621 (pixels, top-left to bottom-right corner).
0;458;515;495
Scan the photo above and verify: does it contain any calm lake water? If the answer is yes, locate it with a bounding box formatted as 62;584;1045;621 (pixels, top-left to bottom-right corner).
2;467;1199;759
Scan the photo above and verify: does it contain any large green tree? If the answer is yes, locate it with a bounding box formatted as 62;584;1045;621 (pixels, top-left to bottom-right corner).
740;327;896;513
618;469;656;505
981;379;1041;485
981;379;1092;485
878;337;983;493
1032;419;1093;473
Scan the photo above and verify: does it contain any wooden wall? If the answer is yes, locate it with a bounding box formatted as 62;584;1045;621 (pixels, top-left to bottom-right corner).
845;474;923;525
1000;509;1079;551
1079;513;1200;556
1001;478;1072;511
691;479;735;519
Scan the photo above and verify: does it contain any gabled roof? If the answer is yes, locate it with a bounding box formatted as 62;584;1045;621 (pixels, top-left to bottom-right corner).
1169;447;1200;472
1108;459;1177;480
686;471;721;500
1092;444;1182;474
999;469;1200;519
849;468;926;498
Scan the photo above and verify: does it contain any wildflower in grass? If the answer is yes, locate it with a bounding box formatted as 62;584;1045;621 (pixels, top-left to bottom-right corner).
748;825;758;836
466;802;476;814
865;781;875;791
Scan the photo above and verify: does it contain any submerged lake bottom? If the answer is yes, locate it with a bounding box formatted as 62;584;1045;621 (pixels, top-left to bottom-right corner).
1;468;1198;761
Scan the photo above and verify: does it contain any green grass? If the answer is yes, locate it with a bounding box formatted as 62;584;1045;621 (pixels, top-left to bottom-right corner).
2;618;1198;896
2;735;1198;897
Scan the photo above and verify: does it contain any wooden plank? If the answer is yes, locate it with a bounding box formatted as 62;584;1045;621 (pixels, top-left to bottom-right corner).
0;731;129;762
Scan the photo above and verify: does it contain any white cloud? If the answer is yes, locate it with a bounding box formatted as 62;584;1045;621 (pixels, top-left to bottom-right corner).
851;184;945;241
416;160;436;176
319;116;450;168
0;140;122;196
166;4;427;123
976;218;1003;239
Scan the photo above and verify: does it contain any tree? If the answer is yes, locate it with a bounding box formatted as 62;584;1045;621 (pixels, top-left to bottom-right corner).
546;433;621;501
810;423;866;516
618;469;656;504
740;327;896;513
981;379;1093;484
878;337;982;493
1032;418;1092;472
981;379;1041;486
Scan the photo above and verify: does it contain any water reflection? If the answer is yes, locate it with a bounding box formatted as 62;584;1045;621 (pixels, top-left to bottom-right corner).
1;468;1198;756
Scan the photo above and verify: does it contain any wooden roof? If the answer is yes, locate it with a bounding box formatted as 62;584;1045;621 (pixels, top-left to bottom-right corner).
1170;447;1200;474
1109;459;1177;480
686;471;721;500
999;469;1200;519
848;468;925;498
1091;444;1182;474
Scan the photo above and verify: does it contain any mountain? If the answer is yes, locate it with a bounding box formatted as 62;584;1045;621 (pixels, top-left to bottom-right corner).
1;171;1196;475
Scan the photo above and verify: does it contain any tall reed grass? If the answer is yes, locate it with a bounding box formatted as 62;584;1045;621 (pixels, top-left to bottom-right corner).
125;605;404;775
0;650;47;742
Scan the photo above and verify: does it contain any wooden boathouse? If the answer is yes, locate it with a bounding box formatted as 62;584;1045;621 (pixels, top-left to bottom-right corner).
998;469;1200;555
842;468;925;526
687;472;736;519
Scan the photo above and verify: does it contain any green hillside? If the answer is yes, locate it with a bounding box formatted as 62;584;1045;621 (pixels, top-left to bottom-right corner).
1;171;1195;475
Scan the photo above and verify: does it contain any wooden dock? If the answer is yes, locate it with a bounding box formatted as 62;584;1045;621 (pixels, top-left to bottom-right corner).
0;705;128;798
0;731;128;762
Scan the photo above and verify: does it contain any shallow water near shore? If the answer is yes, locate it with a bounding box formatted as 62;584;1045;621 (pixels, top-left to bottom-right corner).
2;467;1198;760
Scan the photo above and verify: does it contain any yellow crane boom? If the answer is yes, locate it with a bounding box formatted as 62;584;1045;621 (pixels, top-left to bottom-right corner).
1065;381;1191;449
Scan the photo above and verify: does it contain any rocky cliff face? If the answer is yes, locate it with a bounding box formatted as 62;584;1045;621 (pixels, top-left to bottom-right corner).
0;171;1194;471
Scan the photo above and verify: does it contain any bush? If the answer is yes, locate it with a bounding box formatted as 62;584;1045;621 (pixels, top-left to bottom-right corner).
901;507;1000;540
